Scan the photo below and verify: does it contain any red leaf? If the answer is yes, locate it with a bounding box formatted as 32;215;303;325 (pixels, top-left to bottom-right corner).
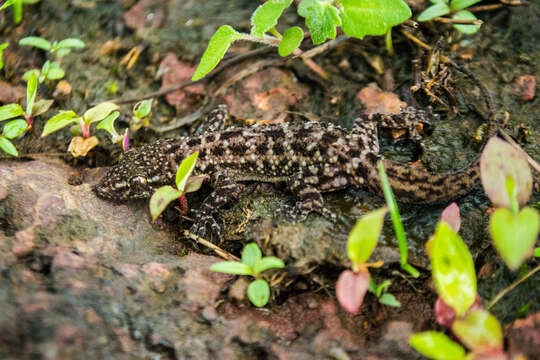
441;202;461;232
336;269;370;314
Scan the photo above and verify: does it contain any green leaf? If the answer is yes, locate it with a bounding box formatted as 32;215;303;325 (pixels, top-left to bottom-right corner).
133;99;153;118
278;26;303;56
534;247;540;258
489;207;539;270
0;42;8;71
96;111;120;137
2;119;27;139
379;293;401;307
149;185;182;220
83;102;119;124
417;3;451;21
409;331;467;360
22;0;41;4
251;0;293;37
55;38;85;50
176;152;199;192
247;279;270;307
55;47;71;58
450;0;483;11
192;25;240;81
25;71;37;115
0;136;18;156
452;310;503;351
452;11;480;34
12;0;22;24
0;103;24;121
298;0;341;45
241;243;262;268
347;207;388;266
0;0;16;10
253;256;285;274
31;99;54;117
22;69;40;82
428;222;477;317
19;36;52;51
340;0;412;39
46;67;65;80
375;280;391;297
210;261;253;276
41;110;78;137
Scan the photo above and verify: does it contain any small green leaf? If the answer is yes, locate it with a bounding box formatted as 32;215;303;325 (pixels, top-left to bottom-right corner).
452;310;503;351
25;71;37;115
96;111;120;137
55;47;71;58
375;280;391;297
0;103;24;121
133;99;153;118
278;26;303;56
253;256;285;274
192;25;240;81
31;99;54;117
22;69;40;82
297;0;341;45
409;331;467;360
247;279;270;307
56;38;85;50
379;293;401;307
417;3;451;21
0;42;8;71
251;0;293;37
340;0;412;39
12;0;22;24
210;261;253;276
41;110;78;137
149;185;182;220
0;136;18;156
176;152;199;192
241;243;262;268
19;36;52;51
452;11;480;34
347;207;387;266
0;0;15;11
46;67;65;80
489;207;539;270
83;102;119;124
2;119;27;138
450;0;483;11
534;247;540;258
428;222;477;317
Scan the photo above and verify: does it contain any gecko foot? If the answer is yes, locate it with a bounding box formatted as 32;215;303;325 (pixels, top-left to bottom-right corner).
189;212;222;239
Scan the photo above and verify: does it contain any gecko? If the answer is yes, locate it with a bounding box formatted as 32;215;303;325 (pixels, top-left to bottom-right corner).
94;64;495;237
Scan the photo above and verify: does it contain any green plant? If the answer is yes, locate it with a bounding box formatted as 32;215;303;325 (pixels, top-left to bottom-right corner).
368;278;401;307
19;36;85;59
192;0;412;81
23;60;65;83
130;99;152;132
0;42;8;71
0;72;53;156
96;111;129;152
210;242;285;307
0;0;40;24
418;0;483;34
149;152;209;219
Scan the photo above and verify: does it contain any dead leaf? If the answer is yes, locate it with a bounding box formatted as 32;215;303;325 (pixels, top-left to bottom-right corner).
53;80;72;98
513;75;535;101
123;0;166;31
159;53;205;110
68;136;99;157
357;83;407;115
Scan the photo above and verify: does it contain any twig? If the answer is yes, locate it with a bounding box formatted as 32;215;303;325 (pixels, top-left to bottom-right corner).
498;128;540;174
486;263;540;310
183;230;240;261
468;4;505;12
399;29;450;63
433;17;483;26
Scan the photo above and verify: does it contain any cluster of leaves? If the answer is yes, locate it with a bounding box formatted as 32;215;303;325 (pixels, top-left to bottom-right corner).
130;99;152;132
192;0;412;81
418;0;483;34
211;243;285;307
0;0;40;24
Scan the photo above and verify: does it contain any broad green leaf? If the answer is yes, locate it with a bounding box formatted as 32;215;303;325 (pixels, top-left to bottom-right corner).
347;207;387;265
133;99;152;118
149;185;182;220
0;136;18;156
247;279;270;307
25;71;37;115
409;331;467;360
452;11;480;34
489;207;539;270
2;119;27;139
340;0;412;39
41;110;78;137
184;174;209;193
31;99;54;116
83;102;119;124
336;269;370;313
278;26;303;56
480;137;532;209
192;25;240;81
19;36;52;51
56;38;85;50
452;310;503;351
253;256;285;274
96;111;120;137
428;222;476;317
46;67;65;80
251;0;293;37
241;243;262;268
451;0;483;11
298;0;341;45
176;152;198;192
417;3;451;21
210;261;252;276
379;293;401;307
0;103;24;121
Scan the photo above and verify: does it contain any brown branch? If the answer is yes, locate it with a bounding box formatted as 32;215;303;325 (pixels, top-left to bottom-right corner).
433;17;483;25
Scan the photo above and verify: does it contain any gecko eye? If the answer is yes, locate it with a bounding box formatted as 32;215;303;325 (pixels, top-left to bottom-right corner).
130;176;148;186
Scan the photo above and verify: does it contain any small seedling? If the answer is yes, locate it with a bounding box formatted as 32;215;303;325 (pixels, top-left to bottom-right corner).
418;0;483;34
23;60;65;83
210;242;285;307
130;99;152;132
368;279;401;307
0;42;8;71
192;0;412;81
19;36;85;59
0;0;40;24
149;152;209;219
96;111;129;151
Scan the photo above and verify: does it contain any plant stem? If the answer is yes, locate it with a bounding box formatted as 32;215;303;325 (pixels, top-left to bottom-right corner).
385;28;394;56
486;263;540;310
